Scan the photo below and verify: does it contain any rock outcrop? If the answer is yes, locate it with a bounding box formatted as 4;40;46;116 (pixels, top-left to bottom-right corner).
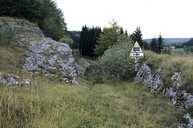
135;63;193;128
0;17;44;47
135;63;163;93
0;17;80;84
23;38;80;83
0;73;31;86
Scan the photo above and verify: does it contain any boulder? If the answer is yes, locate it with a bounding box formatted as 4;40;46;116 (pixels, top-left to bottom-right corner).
23;38;80;83
183;113;193;128
135;63;163;92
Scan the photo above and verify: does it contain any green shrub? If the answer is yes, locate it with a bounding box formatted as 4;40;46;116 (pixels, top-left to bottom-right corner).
86;36;135;81
59;34;74;48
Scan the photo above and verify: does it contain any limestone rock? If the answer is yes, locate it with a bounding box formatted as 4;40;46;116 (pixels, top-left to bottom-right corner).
0;73;31;86
171;72;183;89
0;17;80;84
135;63;163;92
23;38;80;84
183;113;193;128
0;17;44;47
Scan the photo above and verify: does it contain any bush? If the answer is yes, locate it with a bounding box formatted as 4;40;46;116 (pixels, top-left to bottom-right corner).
59;34;74;48
86;35;135;81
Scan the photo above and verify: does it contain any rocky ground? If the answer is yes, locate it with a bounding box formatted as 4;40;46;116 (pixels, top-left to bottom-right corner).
135;63;193;128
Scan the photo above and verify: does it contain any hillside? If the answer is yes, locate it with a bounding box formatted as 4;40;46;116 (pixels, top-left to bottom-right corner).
0;17;184;128
0;75;181;128
144;38;191;45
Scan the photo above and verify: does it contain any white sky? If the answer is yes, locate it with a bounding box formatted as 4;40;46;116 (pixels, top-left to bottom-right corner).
55;0;193;38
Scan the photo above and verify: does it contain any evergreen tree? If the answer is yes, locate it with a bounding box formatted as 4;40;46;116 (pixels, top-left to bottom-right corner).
144;41;150;50
96;21;122;56
157;34;164;54
130;27;143;47
150;38;157;53
79;26;102;57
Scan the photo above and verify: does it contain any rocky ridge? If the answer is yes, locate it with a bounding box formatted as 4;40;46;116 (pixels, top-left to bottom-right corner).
135;63;193;128
0;17;80;85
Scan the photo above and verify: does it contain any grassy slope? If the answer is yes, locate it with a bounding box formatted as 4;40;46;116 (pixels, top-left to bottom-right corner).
0;46;182;128
0;46;25;73
145;51;193;91
0;78;181;128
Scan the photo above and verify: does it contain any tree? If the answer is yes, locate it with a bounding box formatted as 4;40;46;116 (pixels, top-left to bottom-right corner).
150;38;157;53
79;26;102;57
157;34;164;54
130;27;143;47
96;22;122;56
144;41;150;50
0;0;66;40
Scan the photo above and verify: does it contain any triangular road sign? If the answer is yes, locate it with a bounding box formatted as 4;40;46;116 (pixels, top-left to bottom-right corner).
130;42;144;58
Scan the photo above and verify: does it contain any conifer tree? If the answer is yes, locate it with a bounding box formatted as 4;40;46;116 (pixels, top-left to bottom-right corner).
157;34;164;54
150;38;157;53
130;27;143;47
79;26;102;57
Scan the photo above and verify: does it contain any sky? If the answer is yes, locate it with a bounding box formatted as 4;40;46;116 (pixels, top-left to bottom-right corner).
55;0;193;39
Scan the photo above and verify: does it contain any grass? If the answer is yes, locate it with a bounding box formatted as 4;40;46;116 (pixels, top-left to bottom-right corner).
144;51;193;92
0;45;183;128
0;46;25;73
0;78;182;128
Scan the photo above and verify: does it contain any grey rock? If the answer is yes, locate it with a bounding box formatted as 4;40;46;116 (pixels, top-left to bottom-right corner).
171;72;183;89
23;38;80;84
183;113;193;128
135;63;163;92
0;17;44;47
183;93;193;108
0;73;32;86
165;87;177;105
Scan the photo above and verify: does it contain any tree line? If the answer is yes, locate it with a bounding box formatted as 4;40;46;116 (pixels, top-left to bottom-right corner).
79;26;102;57
78;23;164;58
147;35;164;54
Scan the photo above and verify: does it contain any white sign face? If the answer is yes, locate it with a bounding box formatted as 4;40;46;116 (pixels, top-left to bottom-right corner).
130;42;144;59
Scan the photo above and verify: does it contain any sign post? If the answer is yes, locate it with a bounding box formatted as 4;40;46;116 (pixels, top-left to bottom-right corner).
130;42;144;71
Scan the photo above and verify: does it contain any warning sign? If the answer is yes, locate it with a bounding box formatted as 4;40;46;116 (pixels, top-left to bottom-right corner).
130;42;144;59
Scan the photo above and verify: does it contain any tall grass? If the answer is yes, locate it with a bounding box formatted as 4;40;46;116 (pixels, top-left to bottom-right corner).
144;51;193;92
0;77;182;128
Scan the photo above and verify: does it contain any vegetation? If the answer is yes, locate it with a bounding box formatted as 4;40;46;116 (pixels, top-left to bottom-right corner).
59;33;74;48
149;34;164;54
144;51;193;92
0;78;182;128
79;26;102;57
96;22;127;56
0;43;183;128
0;24;16;48
0;0;66;40
97;35;134;80
0;0;191;127
0;47;25;73
130;27;143;47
